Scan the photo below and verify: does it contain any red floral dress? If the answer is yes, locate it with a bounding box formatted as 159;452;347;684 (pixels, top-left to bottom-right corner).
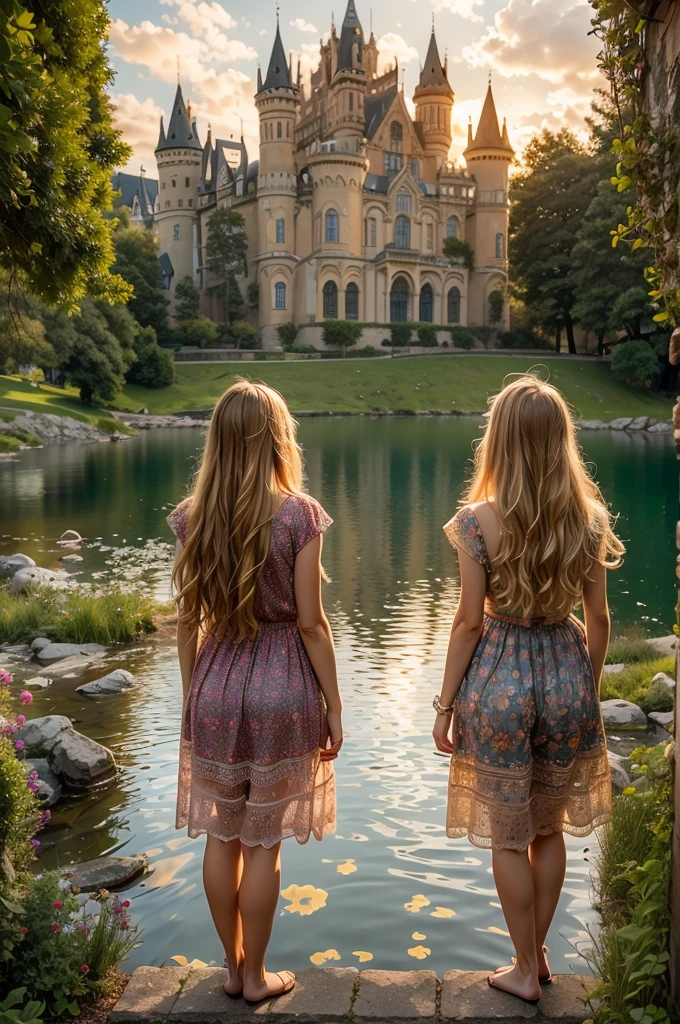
167;494;336;848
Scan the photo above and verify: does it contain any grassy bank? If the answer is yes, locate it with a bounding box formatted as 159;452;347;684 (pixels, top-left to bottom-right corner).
0;587;160;645
0;377;119;426
113;357;674;419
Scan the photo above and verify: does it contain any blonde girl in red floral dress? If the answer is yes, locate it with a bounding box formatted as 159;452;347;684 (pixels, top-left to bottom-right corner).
168;381;342;1003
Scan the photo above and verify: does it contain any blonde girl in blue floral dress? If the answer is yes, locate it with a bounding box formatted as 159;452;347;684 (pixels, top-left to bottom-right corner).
433;376;624;1004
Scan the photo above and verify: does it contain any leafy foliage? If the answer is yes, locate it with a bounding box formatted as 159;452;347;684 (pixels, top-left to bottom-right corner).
112;224;169;342
0;586;157;645
449;327;476;350
442;237;474;271
173;276;200;323
390;323;413;347
488;288;504;326
60;299;136;404
230;320;258;350
277;322;298;350
179;316;218;349
205;208;248;325
416;324;437;347
321;320;363;347
126;326;175;389
610;338;660;388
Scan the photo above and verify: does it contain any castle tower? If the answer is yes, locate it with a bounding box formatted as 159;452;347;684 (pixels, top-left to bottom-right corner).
154;82;202;315
463;83;514;327
255;15;299;329
328;0;367;141
413;26;454;178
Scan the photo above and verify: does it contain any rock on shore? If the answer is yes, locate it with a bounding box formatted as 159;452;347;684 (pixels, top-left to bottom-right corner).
20;714;116;789
8;411;120;444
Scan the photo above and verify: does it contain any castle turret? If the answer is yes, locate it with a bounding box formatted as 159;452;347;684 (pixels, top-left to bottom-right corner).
328;0;367;141
413;25;454;178
255;14;299;328
154;82;202;316
463;83;514;327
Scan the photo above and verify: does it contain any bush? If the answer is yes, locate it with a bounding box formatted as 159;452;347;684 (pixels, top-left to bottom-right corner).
416;324;438;347
179;316;218;349
231;320;258;350
610;339;660;388
498;328;550;350
321;320;363;347
0;587;158;646
639;680;675;715
277;323;298;350
390;323;413;347
449;327;476;350
246;281;259;311
607;630;661;665
289;344;317;354
442;237;474;271
599;657;674;706
126;326;175;389
488;288;505;325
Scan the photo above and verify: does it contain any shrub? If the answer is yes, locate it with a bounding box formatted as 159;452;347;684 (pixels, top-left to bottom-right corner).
0;587;158;646
390;323;413;347
289;344;317;354
442;237;474;271
416;324;438;347
246;281;259;311
231;320;258;350
277;323;299;350
450;327;476;350
126;326;175;389
638;680;675;715
179;316;218;349
498;328;550;350
607;630;661;665
488;288;505;325
599;657;675;707
610;339;660;388
321;320;363;347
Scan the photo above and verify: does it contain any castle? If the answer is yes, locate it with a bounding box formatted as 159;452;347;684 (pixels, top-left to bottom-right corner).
130;1;514;338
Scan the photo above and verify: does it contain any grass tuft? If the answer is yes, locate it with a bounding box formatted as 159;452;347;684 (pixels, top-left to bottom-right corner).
599;657;674;706
0;586;158;645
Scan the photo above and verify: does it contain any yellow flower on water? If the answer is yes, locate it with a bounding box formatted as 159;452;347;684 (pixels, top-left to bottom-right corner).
352;951;374;963
412;932;426;941
281;884;329;916
321;858;333;864
408;945;431;960
336;860;357;875
168;955;207;968
487;926;510;936
431;907;456;919
310;949;341;965
404;894;431;913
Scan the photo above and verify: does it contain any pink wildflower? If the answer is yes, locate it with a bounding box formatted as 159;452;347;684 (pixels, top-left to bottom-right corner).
30;839;40;847
122;900;131;908
80;965;89;975
16;715;25;726
53;901;63;910
52;922;60;933
19;691;33;705
0;669;13;684
41;810;51;823
14;739;25;750
20;927;28;935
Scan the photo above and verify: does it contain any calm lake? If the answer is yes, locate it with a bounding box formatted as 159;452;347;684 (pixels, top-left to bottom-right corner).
0;419;675;977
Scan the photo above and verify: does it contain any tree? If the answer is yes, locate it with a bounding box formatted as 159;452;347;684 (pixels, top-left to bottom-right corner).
174;276;201;322
180;316;218;349
0;0;132;308
610;339;660;389
60;298;135;403
509;130;607;352
126;326;175;388
205;208;248;325
113;226;170;340
488;289;504;326
442;237;474;271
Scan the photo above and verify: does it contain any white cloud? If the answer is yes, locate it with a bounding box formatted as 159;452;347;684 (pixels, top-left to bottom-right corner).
432;0;484;23
290;17;317;33
376;32;420;75
111;94;166;175
292;41;321;93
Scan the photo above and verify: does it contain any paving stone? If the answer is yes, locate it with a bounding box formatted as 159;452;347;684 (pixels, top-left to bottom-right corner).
442;971;537;1023
110;966;189;1023
353;970;437;1022
271;967;357;1020
538;976;591;1021
170;968;271;1022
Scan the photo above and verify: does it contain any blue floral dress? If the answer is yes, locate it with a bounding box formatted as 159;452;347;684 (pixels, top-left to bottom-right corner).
443;506;611;851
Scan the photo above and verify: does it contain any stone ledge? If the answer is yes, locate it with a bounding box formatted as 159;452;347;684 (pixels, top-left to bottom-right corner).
109;968;591;1024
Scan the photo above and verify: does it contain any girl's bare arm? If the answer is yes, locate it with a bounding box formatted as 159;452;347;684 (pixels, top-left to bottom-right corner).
173;540;198;703
582;560;610;692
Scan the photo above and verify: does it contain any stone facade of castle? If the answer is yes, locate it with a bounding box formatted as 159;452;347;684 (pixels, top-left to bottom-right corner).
142;1;514;338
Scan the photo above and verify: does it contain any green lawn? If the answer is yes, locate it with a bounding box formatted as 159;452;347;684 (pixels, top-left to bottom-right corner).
0;376;116;425
115;356;674;420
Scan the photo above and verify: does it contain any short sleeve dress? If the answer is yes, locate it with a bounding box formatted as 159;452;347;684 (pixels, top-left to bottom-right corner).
442;505;611;851
167;493;336;848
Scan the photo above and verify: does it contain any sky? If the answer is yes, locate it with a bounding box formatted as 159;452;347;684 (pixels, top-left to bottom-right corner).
108;0;604;177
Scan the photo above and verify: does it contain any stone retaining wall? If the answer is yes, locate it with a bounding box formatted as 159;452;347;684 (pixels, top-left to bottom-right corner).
110;966;590;1024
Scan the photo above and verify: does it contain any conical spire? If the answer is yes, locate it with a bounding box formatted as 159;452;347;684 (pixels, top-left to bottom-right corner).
156;115;166;150
337;0;364;72
465;83;513;154
156;83;201;151
260;14;293;91
417;26;452;93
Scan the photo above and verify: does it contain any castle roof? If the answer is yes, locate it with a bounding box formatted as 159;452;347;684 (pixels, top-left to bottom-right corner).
111;171;158;222
365;85;398;138
156;83;201;152
416;28;452;94
259;17;293;91
337;0;364;72
464;84;514;155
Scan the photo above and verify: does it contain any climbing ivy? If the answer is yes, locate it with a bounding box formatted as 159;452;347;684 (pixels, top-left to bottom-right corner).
589;0;680;326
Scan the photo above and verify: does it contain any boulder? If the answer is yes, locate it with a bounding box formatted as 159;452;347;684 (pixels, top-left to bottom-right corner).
59;554;83;564
609;417;633;430
24;676;52;689
2;644;32;658
36;642;106;665
50;729;116;788
26;757;62;806
58;530;83;546
603;663;625;674
48;653;106;678
601;699;647;727
648;421;673;434
627;416;649;431
0;553;36;580
31;637;52;652
76;669;135;696
652;671;675;690
10;567;64;595
645;634;676;657
577;420;608;430
648;711;674;730
607;750;631;790
21;715;72;754
62;854;147;892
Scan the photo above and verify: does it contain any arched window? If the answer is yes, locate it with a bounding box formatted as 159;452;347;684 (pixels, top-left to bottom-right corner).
276;218;285;244
345;282;359;320
365;217;377;248
410;158;419;179
447;286;461;324
277;121;282;138
323;280;338;318
419;284;434;323
496;232;505;259
394;215;410;249
397;191;411;214
349;91;354;112
274;282;286;309
390;120;403;151
390;276;410;322
173;224;180;241
325;209;339;243
446;216;459;239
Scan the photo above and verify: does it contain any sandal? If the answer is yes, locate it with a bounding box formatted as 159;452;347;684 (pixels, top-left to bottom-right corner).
243;971;296;1005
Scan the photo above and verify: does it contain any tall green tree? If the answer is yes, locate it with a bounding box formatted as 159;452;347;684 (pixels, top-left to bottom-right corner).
509;130;606;352
205;208;248;326
113;224;170;341
174;276;201;322
60;298;136;403
0;0;131;308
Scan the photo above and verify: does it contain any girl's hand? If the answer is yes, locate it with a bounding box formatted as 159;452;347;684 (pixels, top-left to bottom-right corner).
433;712;454;754
321;711;343;761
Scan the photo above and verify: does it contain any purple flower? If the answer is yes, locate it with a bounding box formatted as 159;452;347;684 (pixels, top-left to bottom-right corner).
14;740;25;751
41;810;51;823
19;691;33;705
16;714;25;726
0;669;13;685
52;921;60;934
30;839;40;848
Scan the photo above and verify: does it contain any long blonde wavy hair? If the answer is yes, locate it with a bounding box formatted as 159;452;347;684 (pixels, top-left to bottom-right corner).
173;380;304;641
465;375;624;620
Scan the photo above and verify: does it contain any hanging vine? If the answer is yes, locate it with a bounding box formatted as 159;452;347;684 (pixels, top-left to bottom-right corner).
589;0;680;327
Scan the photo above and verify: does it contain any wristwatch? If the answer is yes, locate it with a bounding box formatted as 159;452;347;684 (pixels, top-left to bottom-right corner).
432;695;454;715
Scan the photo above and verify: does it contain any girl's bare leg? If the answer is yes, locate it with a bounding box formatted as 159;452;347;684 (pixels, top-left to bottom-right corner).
489;848;540;1001
529;832;567;979
203;835;244;994
239;842;295;1002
